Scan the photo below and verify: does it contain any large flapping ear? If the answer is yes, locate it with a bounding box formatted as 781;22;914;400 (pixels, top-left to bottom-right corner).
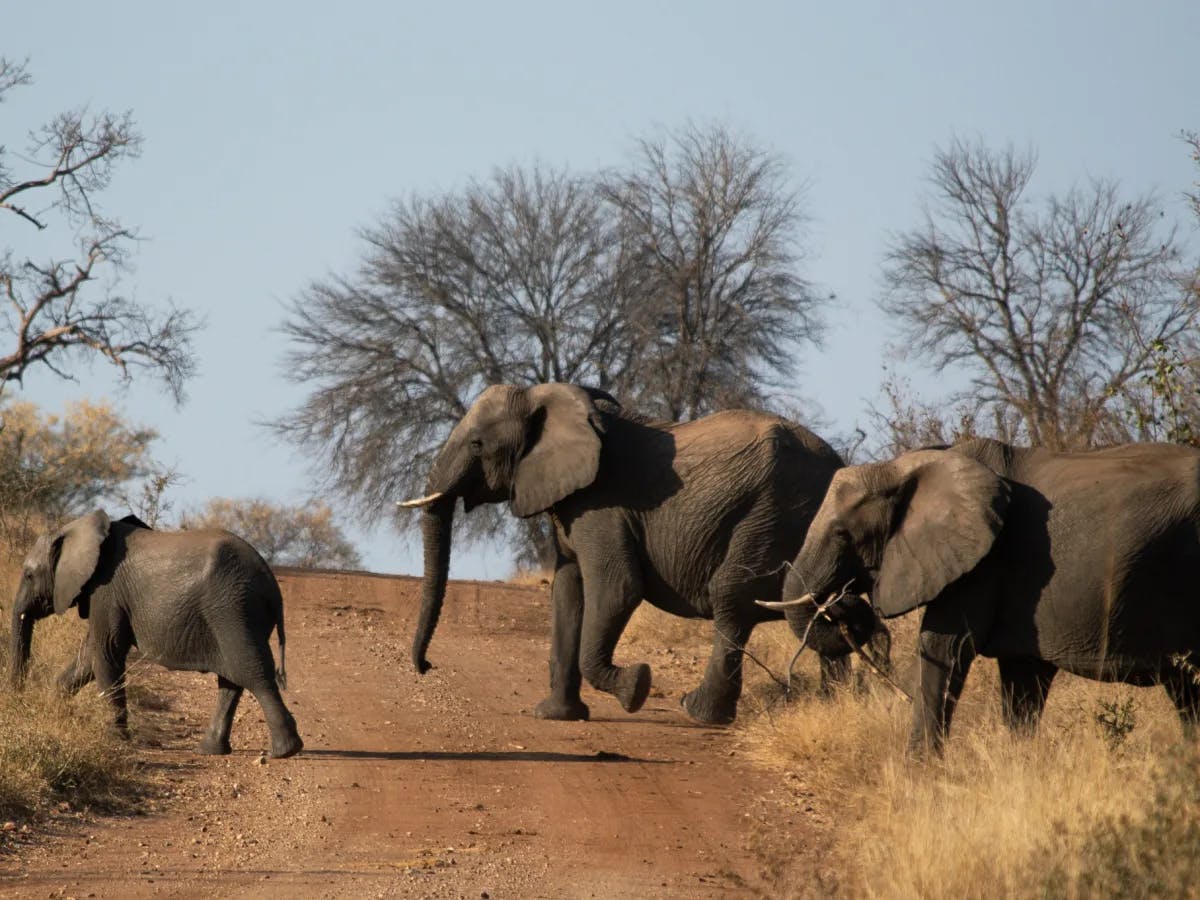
873;451;1010;618
52;510;111;615
511;384;604;517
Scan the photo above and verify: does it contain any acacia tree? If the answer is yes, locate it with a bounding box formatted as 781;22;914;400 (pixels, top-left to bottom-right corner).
882;139;1194;450
0;398;156;516
180;498;361;569
601;122;822;420
0;58;197;399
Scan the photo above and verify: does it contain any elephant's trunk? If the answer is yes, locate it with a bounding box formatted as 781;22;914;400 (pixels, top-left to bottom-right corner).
411;499;455;674
10;583;36;689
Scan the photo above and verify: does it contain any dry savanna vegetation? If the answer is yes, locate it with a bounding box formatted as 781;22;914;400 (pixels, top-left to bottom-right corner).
621;604;1200;899
0;559;146;827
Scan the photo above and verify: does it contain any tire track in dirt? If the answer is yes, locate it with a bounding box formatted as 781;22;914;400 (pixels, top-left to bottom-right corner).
1;569;809;898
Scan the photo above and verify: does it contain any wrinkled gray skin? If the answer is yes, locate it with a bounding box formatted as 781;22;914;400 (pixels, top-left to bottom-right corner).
10;511;302;758
410;383;881;725
784;438;1200;755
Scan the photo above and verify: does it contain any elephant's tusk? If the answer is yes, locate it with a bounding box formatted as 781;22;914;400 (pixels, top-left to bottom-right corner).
756;592;816;610
397;492;446;509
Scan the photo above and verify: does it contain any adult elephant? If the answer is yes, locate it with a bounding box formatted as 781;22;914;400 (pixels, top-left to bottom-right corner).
402;382;876;725
764;438;1200;754
10;510;303;758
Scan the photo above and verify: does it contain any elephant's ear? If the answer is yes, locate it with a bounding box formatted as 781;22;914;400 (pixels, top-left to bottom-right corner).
873;451;1010;618
511;384;604;517
52;510;111;615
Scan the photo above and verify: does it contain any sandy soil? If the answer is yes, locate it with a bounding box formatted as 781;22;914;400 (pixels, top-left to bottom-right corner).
0;569;817;899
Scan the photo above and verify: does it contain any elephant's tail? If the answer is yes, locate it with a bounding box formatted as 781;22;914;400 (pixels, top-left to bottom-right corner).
275;599;289;691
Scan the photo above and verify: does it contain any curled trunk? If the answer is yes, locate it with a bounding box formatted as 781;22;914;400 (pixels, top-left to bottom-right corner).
411;499;454;673
10;584;36;688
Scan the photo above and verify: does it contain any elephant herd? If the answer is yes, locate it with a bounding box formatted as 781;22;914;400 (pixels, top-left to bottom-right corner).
10;381;1200;761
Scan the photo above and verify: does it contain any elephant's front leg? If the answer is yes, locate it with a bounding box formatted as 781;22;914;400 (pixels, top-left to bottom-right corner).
998;656;1057;734
910;615;976;757
55;633;95;695
91;619;133;737
534;558;590;721
681;608;753;725
578;561;650;714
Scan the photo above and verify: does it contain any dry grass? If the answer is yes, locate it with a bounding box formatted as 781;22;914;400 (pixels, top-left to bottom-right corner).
0;561;145;822
736;614;1199;899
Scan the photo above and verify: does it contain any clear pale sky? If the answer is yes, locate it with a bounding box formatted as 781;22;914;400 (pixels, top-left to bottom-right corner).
6;1;1198;577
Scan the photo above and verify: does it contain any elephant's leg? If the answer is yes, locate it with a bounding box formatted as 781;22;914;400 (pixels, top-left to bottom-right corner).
246;681;303;759
1162;667;1200;737
578;558;649;714
55;634;95;695
534;557;590;721
819;654;852;695
682;610;755;725
909;626;976;757
226;643;302;759
198;676;244;755
998;657;1057;734
92;626;132;738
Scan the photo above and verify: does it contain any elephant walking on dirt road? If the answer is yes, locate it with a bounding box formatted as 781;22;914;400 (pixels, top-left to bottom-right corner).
10;510;303;758
402;383;882;725
768;438;1200;755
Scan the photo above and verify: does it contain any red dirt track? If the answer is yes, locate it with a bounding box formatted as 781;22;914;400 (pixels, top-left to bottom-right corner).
0;569;814;898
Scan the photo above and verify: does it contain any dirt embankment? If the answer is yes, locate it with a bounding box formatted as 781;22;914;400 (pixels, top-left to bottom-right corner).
0;569;818;898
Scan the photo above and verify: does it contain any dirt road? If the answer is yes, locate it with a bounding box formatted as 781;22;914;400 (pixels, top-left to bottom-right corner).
1;570;814;898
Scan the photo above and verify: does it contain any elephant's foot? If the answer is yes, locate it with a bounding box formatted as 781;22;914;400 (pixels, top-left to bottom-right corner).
680;687;737;725
614;664;652;714
197;735;233;756
270;731;304;759
533;696;591;721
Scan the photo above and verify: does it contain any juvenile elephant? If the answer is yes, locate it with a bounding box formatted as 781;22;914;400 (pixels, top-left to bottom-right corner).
767;438;1200;754
10;511;302;758
402;383;877;725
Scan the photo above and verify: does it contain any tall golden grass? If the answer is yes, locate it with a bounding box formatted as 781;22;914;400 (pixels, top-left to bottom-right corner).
735;615;1200;899
0;555;143;822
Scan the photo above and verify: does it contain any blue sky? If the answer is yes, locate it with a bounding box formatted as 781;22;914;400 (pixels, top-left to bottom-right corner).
6;1;1198;577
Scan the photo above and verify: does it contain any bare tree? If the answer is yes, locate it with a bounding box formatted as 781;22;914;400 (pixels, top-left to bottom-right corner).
883;139;1194;450
181;498;361;569
274;164;630;528
600;122;823;420
0;58;198;400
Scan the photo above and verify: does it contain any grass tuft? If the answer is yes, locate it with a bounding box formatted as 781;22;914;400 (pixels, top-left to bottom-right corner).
737;613;1193;898
0;567;146;823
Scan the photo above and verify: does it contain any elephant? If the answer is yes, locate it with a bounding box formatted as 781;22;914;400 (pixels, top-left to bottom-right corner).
9;510;303;758
402;382;882;725
764;437;1200;754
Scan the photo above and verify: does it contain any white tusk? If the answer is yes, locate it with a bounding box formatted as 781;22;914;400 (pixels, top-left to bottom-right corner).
397;492;445;509
755;592;816;610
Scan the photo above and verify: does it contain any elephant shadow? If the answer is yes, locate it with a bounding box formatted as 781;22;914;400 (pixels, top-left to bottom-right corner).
302;748;666;764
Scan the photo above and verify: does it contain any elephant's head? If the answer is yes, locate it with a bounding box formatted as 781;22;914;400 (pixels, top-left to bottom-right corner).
10;510;110;688
401;384;611;674
765;449;1011;651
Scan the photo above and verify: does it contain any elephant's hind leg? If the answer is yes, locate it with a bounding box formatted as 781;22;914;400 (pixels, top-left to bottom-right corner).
219;632;303;758
1162;666;1200;738
578;553;650;714
998;657;1057;734
198;676;243;755
681;609;753;725
246;676;302;758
